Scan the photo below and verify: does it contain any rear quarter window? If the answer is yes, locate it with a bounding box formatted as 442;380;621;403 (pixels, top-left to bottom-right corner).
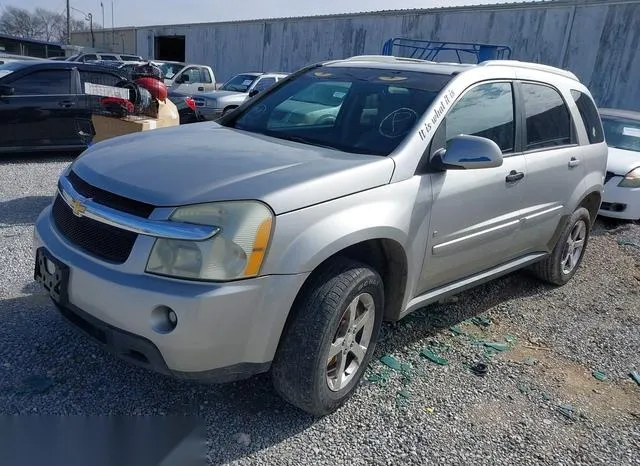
570;90;604;144
521;82;572;150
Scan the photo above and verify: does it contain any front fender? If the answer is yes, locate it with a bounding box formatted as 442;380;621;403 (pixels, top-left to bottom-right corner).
261;182;421;276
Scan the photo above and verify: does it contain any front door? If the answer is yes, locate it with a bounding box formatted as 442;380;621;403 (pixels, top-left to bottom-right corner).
418;80;527;292
0;68;79;149
171;66;215;95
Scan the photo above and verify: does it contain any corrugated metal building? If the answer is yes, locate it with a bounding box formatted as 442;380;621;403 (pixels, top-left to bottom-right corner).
71;0;640;110
0;34;65;58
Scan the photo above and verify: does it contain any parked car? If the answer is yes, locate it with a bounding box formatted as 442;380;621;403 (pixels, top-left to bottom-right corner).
0;60;127;153
33;55;606;416
66;52;143;63
167;90;206;124
155;61;217;96
194;72;288;120
598;108;640;220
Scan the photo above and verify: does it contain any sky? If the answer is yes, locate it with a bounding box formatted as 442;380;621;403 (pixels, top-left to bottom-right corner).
4;0;530;28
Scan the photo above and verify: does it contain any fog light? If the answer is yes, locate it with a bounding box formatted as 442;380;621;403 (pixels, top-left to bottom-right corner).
151;306;178;334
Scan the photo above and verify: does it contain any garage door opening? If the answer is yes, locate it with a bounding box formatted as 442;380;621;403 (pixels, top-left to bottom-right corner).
154;36;185;62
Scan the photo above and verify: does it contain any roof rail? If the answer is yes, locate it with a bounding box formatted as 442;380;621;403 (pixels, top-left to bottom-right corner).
479;60;579;81
341;55;433;64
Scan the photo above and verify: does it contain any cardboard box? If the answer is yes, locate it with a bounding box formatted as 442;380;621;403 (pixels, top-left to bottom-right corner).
91;100;179;143
92;114;159;143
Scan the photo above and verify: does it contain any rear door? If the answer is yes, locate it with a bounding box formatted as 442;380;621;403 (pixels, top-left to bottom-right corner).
0;68;79;149
515;81;586;252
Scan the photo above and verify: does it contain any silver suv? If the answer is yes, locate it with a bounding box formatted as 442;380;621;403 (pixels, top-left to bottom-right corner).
33;55;607;416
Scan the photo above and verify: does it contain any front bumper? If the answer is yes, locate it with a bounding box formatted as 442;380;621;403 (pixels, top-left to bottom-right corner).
34;206;309;381
599;176;640;220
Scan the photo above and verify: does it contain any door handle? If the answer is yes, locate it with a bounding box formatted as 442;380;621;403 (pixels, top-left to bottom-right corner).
505;170;525;183
58;100;75;108
568;157;581;168
198;86;204;91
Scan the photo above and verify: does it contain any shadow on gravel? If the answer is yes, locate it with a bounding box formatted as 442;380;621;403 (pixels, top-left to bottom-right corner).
375;270;552;355
592;217;639;237
0;196;52;226
0;151;79;164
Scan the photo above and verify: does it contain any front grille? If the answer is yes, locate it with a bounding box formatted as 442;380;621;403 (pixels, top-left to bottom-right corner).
67;170;154;218
604;171;616;184
52;195;138;264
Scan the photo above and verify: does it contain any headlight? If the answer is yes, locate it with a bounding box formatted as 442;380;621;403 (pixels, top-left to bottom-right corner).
618;167;640;188
146;201;273;281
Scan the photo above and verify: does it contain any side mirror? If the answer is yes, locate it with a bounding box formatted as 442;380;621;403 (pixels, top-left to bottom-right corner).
176;74;189;84
248;88;260;97
0;85;14;96
431;134;503;170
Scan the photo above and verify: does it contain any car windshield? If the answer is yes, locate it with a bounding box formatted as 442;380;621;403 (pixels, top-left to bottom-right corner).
602;115;640;152
221;74;259;92
0;60;29;78
221;66;452;156
158;62;185;79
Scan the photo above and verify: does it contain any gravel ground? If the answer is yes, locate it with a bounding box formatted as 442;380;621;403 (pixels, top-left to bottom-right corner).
1;154;639;465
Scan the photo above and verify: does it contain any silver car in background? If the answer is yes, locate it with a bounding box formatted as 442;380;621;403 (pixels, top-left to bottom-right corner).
33;56;606;416
194;72;287;120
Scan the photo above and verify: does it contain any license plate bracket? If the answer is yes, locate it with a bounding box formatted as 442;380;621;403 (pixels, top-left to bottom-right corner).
34;247;69;306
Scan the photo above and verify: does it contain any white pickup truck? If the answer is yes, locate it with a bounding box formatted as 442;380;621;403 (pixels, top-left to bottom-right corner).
154;61;218;95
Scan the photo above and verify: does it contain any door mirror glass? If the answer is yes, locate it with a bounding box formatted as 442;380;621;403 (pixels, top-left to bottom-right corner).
0;85;14;96
432;134;503;170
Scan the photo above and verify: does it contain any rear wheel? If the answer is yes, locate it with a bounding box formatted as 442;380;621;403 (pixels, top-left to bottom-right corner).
271;257;384;416
531;207;591;285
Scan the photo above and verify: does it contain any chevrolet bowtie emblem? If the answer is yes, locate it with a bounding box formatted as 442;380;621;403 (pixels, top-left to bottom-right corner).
70;199;86;217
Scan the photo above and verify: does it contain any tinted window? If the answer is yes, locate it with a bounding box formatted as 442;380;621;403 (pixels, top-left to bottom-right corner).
81;54;98;62
571;90;604;144
253;77;276;92
601;116;640;152
100;55;118;61
225;66;451;156
522;83;572;150
445;82;515;153
120;55;141;61
10;70;72;95
80;71;121;88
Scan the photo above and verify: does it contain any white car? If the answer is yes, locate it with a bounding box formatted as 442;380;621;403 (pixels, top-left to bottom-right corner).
599;108;640;220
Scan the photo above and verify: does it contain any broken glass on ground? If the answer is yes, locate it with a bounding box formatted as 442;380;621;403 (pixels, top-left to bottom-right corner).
420;348;449;366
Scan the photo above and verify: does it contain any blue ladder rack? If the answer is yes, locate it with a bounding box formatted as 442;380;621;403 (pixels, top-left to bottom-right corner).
381;38;512;63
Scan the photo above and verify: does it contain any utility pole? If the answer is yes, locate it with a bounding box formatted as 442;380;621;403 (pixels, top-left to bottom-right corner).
111;1;115;50
66;0;71;44
101;2;105;49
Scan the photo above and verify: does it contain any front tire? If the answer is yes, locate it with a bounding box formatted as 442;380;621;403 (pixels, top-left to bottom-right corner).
271;258;384;416
531;207;591;285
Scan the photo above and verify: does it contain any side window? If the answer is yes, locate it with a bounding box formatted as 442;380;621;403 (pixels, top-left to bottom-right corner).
80;71;121;88
253;77;276;93
571;90;604;144
181;67;202;83
100;54;118;61
201;68;213;84
521;82;572;150
10;70;72;95
445;82;515;153
81;54;97;62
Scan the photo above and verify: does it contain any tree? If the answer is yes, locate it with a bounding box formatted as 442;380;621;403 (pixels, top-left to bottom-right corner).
0;6;102;43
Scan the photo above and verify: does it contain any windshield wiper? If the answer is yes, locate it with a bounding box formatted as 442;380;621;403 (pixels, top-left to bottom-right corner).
271;134;340;151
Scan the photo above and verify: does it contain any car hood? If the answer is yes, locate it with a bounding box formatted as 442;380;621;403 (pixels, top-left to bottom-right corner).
607;147;640;175
202;90;245;100
71;123;395;214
